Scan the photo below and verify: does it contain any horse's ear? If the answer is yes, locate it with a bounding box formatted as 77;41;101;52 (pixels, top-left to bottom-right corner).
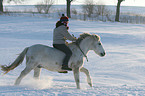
92;34;100;41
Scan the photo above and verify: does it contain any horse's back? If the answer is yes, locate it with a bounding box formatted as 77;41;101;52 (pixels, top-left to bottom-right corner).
27;44;65;63
28;44;60;52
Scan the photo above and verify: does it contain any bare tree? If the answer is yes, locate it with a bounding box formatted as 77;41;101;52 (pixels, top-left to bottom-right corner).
95;5;105;16
71;8;77;15
95;5;111;21
66;0;74;18
0;0;25;13
35;4;44;13
94;2;107;16
115;0;124;22
35;0;54;14
0;0;3;13
82;0;95;17
42;0;54;14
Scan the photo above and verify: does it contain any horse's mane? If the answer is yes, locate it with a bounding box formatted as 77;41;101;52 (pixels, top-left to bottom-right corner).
75;33;100;45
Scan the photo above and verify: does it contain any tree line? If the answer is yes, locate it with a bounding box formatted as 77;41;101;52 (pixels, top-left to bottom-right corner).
0;0;126;22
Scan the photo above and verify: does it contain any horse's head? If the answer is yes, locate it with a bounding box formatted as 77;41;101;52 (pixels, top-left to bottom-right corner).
91;34;105;57
75;33;105;57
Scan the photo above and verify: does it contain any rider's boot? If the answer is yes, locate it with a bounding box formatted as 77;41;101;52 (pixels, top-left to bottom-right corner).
58;71;68;73
61;64;72;71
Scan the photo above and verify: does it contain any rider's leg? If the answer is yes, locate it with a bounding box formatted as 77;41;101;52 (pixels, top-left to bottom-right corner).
53;44;72;71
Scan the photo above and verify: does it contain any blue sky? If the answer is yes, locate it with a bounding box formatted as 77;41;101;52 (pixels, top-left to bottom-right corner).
4;0;145;7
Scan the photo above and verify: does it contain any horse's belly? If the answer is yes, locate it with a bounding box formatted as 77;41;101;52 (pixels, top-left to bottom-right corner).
41;61;63;71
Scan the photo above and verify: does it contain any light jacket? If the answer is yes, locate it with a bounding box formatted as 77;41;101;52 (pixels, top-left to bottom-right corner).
53;25;76;44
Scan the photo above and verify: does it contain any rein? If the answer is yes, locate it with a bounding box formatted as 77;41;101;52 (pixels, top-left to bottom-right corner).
75;42;88;62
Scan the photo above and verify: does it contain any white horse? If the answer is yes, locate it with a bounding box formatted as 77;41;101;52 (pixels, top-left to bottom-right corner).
1;33;105;89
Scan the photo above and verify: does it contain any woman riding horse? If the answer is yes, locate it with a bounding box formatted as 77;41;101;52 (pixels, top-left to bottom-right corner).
53;14;76;71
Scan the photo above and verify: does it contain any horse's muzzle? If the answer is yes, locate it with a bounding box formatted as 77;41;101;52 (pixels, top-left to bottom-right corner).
100;52;105;57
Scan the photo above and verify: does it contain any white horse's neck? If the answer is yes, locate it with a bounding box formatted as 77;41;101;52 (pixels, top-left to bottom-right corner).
79;37;93;55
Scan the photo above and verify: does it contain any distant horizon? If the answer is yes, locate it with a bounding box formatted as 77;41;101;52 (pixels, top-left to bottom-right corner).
3;4;145;8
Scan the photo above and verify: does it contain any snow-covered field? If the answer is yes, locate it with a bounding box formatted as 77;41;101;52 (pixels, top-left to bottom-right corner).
0;15;145;96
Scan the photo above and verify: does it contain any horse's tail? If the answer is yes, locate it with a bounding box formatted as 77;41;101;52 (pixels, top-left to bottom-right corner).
1;47;29;75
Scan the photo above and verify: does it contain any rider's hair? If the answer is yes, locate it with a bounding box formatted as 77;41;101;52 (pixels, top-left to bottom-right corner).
56;21;64;28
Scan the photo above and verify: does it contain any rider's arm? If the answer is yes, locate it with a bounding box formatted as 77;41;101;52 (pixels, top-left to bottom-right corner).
61;26;76;41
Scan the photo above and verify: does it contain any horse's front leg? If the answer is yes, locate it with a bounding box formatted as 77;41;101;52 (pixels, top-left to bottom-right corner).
73;67;80;89
80;67;92;87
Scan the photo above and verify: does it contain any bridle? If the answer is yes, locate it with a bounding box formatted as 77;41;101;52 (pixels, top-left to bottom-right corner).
75;42;88;62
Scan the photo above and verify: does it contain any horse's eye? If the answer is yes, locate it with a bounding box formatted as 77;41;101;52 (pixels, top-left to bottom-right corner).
98;43;101;45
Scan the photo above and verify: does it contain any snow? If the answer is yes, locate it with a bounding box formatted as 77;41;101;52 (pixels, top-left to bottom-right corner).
0;15;145;95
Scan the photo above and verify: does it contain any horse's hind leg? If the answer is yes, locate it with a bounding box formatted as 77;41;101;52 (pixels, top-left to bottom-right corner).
80;67;92;87
14;66;33;85
34;67;41;79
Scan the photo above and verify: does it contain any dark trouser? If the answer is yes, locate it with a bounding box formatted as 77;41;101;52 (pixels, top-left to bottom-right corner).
53;44;72;67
